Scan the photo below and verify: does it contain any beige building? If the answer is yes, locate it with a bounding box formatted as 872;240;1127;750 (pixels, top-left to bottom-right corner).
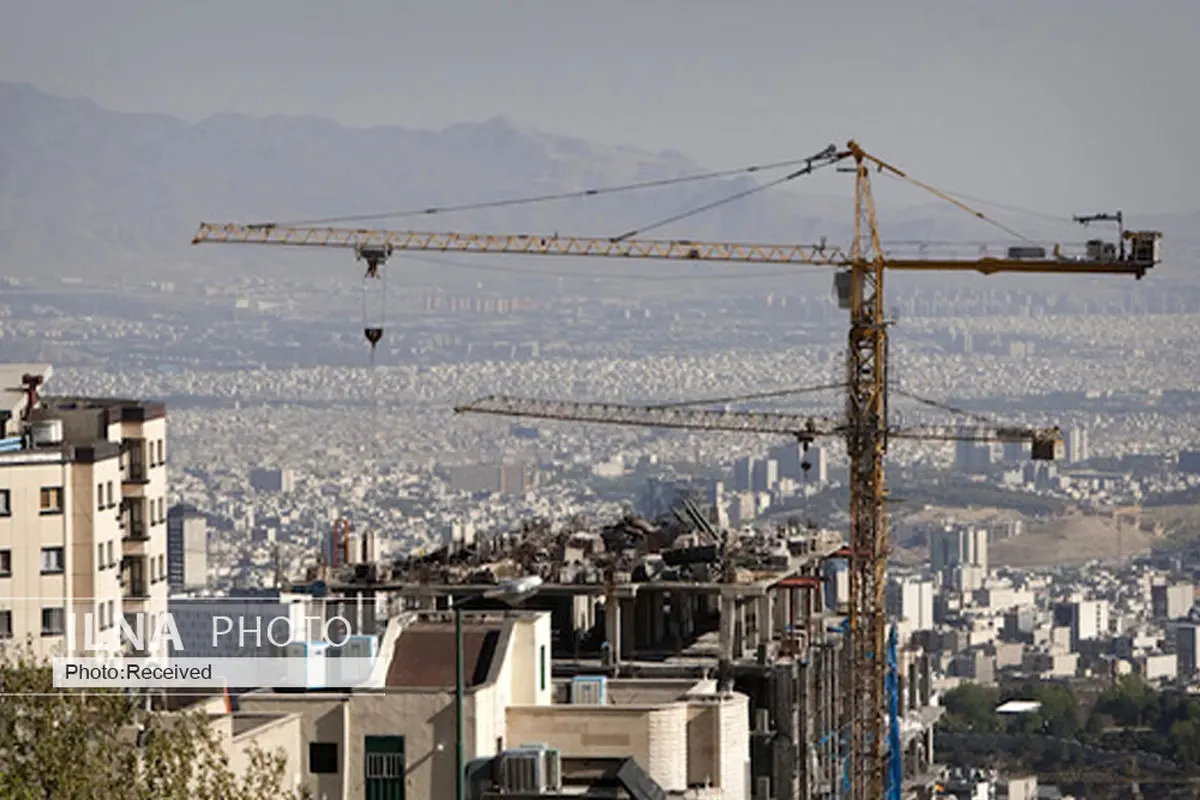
0;363;170;658
237;608;750;799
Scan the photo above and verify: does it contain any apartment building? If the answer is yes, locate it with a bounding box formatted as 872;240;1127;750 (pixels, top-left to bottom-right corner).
166;504;208;591
0;364;169;658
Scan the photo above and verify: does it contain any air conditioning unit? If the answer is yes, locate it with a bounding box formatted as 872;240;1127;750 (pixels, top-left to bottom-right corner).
499;749;543;793
543;748;561;792
326;635;379;687
281;640;327;689
570;675;607;705
499;745;562;793
340;634;379;659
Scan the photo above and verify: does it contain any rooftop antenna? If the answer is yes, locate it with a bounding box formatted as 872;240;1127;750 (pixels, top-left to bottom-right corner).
19;373;44;421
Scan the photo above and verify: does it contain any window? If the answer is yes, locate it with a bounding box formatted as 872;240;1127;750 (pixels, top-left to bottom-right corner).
124;439;146;481
97;601;107;630
97;543;106;570
127;499;145;538
40;547;65;574
539;645;547;691
39;486;63;514
156;440;164;466
106;481;114;508
0;488;9;516
309;742;339;774
364;736;405;792
0;610;11;639
158;554;165;582
107;541;115;568
97;483;105;511
0;549;11;577
41;607;64;636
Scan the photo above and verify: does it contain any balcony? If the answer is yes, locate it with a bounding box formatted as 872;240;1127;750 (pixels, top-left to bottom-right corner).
121;556;148;599
122;463;148;484
123;522;148;542
121;438;148;484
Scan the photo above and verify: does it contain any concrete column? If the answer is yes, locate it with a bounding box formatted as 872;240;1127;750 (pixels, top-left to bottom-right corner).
651;591;665;646
759;595;773;647
605;599;621;664
621;598;636;657
736;600;747;658
719;592;736;662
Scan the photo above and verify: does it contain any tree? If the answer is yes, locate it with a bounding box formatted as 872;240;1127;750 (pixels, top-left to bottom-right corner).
1095;674;1155;727
942;683;1001;732
0;644;308;800
1028;683;1083;738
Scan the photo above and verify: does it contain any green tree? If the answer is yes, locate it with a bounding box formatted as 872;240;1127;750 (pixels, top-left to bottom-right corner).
942;683;1001;732
1095;674;1154;727
1028;683;1083;738
0;645;307;800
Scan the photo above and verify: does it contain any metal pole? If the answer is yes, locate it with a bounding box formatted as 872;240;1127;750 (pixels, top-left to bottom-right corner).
455;601;465;800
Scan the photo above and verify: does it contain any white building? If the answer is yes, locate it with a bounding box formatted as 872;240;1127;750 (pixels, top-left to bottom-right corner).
249;467;295;494
930;526;989;573
1151;582;1195;620
167;505;208;591
1054;600;1110;651
1065;425;1090;464
769;442;828;485
888;576;935;633
0;363;170;658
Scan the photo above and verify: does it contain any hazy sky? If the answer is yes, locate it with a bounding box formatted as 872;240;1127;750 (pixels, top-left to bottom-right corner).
2;0;1197;215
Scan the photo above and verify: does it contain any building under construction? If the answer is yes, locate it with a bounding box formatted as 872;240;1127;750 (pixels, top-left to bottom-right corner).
193;139;1161;798
308;503;942;799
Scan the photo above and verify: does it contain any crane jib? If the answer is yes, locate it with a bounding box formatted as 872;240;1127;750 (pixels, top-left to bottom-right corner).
192;223;1157;276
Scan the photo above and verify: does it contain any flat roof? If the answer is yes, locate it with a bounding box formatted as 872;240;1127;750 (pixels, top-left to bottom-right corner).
996;700;1042;714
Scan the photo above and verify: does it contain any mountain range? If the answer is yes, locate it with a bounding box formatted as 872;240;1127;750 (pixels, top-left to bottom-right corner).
0;82;1193;289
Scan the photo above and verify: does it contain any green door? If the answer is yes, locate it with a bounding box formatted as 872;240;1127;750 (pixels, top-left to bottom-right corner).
364;735;406;800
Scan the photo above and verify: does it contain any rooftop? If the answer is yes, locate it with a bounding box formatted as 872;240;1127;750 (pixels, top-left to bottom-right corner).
39;395;166;422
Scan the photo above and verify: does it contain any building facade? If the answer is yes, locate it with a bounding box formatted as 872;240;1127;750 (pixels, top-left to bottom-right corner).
0;364;170;658
166;505;208;591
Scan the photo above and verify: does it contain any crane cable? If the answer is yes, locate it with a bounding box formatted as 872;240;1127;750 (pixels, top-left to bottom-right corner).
259;148;845;228
650;381;1006;430
862;153;1036;243
610;144;846;242
648;382;848;409
890;388;997;425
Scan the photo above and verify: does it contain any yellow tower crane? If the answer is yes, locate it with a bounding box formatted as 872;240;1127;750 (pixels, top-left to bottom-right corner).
192;140;1161;798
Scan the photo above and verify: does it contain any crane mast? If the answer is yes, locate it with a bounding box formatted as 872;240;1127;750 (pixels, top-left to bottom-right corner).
845;145;890;797
192;140;1161;799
